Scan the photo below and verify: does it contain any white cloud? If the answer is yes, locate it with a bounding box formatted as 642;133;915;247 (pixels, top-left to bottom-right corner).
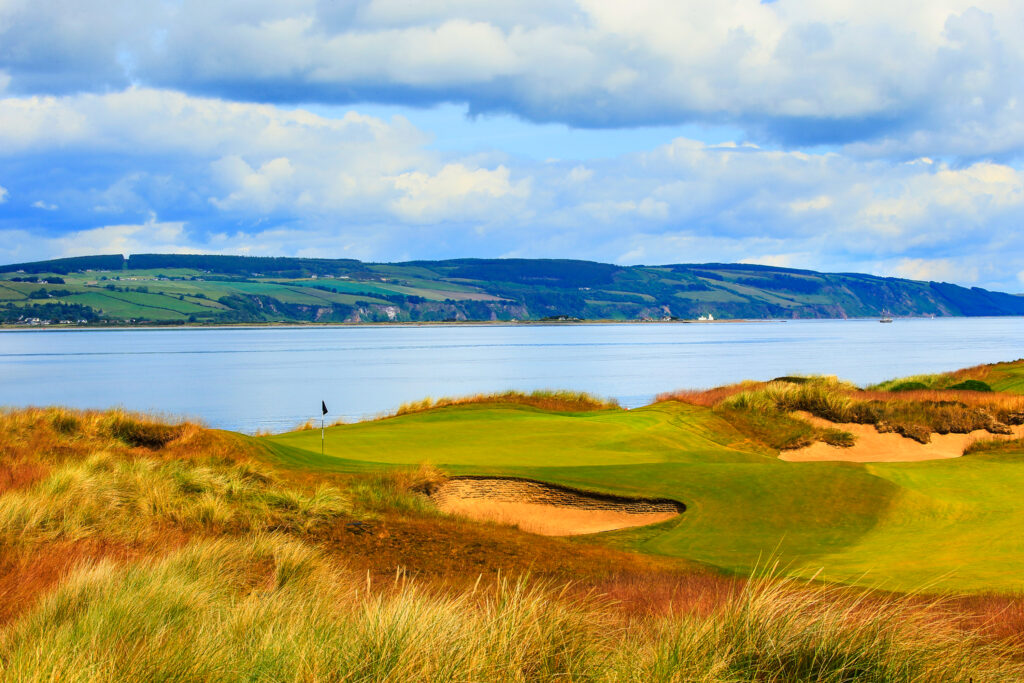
390;164;530;222
890;257;977;283
0;89;536;225
0;184;7;203
0;215;197;264
7;2;1024;154
0;88;430;160
31;200;57;210
2;89;1024;289
51;215;193;258
789;196;833;213
567;165;593;183
210;156;299;213
739;253;810;269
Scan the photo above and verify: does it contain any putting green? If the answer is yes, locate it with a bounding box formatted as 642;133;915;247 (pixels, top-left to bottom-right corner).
262;400;1024;593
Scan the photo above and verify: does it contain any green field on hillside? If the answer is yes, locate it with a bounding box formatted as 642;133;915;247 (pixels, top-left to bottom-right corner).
6;253;1024;324
264;373;1024;593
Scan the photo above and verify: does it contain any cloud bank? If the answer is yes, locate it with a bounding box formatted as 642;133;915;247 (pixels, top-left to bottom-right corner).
0;88;1021;288
2;1;1024;156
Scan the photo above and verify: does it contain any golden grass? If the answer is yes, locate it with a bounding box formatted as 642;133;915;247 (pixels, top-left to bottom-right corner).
0;407;349;550
0;535;1020;682
393;390;620;416
347;463;448;515
964;436;1024;455
705;378;1024;445
3;408;1024;680
656;381;762;407
870;362;998;391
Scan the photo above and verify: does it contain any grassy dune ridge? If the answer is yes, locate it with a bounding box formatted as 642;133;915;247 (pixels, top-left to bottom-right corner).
872;358;1024;393
1;407;1023;680
664;375;1024;445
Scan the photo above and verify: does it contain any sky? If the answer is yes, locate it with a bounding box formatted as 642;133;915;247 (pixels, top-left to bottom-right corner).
1;1;1023;290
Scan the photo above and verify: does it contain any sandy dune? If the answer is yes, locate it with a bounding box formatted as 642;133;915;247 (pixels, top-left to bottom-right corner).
431;477;683;536
781;412;1024;463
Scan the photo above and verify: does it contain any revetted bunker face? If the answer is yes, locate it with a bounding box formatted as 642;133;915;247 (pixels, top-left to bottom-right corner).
431;476;685;536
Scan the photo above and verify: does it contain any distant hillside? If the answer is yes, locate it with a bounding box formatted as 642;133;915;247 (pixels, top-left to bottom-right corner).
1;253;1022;325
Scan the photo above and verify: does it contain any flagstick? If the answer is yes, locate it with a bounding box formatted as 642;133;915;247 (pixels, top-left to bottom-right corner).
321;415;324;456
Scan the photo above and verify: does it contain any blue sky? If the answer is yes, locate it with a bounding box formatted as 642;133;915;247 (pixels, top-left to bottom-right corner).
1;1;1023;290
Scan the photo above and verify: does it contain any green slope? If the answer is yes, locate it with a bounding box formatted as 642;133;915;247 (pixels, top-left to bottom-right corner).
5;254;1024;324
872;358;1024;394
262;399;1024;593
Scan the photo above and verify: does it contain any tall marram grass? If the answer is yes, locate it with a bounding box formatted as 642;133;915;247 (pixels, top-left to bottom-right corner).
0;452;348;547
1;407;1023;680
0;535;1019;682
868;359;1024;392
706;377;1024;445
348;463;448;515
0;408;349;548
393;390;620;416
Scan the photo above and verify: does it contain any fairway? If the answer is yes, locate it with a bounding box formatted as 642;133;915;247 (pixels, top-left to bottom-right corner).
264;395;1024;593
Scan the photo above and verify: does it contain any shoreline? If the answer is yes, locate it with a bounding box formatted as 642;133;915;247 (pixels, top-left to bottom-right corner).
0;315;1002;332
0;318;782;331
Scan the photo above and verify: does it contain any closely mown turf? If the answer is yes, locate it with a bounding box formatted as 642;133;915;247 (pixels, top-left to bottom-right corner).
264;385;1024;593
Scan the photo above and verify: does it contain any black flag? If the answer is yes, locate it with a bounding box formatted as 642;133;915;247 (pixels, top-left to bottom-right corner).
322;400;328;416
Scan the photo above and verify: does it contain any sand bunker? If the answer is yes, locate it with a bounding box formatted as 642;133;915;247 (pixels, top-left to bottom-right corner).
781;412;1024;463
431;477;684;536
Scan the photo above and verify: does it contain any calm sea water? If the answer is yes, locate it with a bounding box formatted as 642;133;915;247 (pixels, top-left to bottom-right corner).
1;318;1022;433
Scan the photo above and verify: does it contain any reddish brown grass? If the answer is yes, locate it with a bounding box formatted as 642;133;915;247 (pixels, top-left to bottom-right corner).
0;407;257;470
0;461;49;495
951;594;1024;650
391;390;621;417
585;570;744;621
853;388;1024;411
0;531;191;626
656;382;764;407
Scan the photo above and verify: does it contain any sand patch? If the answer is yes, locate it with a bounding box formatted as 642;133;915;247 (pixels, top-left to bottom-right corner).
431;477;683;536
781;412;1024;463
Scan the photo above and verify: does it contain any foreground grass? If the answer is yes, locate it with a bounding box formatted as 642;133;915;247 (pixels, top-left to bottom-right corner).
1;534;1020;682
4;406;1024;680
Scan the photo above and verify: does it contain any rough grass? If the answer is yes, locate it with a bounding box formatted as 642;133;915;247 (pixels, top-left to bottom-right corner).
0;407;349;549
656;381;761;407
715;377;1024;444
661;380;859;450
347;463;447;515
872;359;1024;394
963;436;1024;456
394;390;621;416
714;405;820;450
3;408;1024;679
0;535;1021;682
0;452;348;548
